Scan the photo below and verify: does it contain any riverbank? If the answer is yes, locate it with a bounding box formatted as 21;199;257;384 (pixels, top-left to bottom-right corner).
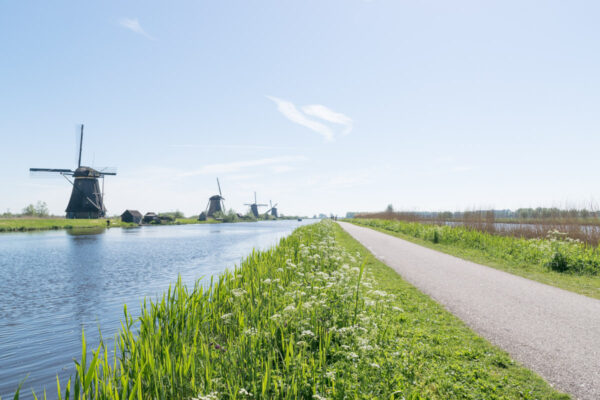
0;217;219;232
15;220;566;399
348;218;600;300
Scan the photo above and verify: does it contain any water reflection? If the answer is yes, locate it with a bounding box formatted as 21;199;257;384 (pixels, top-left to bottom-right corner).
65;227;106;236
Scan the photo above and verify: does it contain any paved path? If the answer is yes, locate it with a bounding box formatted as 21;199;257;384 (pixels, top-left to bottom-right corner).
339;222;600;400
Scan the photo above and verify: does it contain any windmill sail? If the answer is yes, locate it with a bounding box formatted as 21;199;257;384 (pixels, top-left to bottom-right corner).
28;124;116;219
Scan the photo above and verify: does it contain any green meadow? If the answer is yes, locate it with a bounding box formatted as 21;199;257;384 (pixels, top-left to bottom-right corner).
9;221;566;399
348;218;600;300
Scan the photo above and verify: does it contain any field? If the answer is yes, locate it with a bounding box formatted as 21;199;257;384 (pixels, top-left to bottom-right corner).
348;218;600;300
10;221;567;399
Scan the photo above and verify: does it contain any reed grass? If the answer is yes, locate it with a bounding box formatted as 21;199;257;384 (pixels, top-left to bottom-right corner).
7;221;568;399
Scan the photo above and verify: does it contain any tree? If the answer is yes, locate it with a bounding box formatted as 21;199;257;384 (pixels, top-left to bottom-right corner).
22;201;49;217
386;204;394;213
35;201;49;217
22;204;36;216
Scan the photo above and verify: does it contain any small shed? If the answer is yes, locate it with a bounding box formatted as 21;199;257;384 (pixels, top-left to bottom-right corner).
121;209;142;224
143;212;158;224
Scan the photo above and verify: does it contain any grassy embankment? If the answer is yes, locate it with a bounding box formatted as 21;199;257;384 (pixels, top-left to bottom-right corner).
348;218;600;300
0;218;135;232
0;217;219;232
11;221;567;399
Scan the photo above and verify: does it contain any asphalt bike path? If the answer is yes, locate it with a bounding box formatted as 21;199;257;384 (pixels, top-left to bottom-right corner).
338;221;600;400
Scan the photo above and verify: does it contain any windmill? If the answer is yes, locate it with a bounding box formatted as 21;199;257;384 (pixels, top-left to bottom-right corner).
244;192;268;218
205;178;226;218
29;124;116;219
263;200;279;218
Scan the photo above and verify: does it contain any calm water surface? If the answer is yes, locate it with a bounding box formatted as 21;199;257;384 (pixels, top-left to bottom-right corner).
0;220;315;398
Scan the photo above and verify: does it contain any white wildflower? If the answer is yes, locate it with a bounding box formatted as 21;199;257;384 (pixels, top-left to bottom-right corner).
231;288;247;297
192;392;219;400
220;313;233;322
270;313;281;321
238;388;253;397
283;304;296;313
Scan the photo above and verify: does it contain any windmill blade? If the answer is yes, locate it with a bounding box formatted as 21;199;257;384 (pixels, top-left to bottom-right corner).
30;168;74;173
254;192;257;204
217;178;222;197
96;167;117;176
76;124;84;168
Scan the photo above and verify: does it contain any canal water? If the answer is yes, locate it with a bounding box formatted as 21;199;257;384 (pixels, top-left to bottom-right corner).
0;220;315;398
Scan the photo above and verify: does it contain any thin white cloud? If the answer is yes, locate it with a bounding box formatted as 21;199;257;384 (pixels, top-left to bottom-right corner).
302;104;353;135
170;144;309;150
179;156;306;177
267;96;335;141
118;18;153;39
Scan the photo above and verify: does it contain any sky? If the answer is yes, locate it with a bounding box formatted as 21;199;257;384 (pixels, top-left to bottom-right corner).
1;1;599;217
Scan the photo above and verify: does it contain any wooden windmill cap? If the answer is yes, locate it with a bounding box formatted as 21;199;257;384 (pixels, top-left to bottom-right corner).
73;166;101;178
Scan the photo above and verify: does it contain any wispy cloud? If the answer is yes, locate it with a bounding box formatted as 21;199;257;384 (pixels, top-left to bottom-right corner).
302;104;353;135
170;144;309;151
118;18;153;39
179;156;306;177
267;96;352;142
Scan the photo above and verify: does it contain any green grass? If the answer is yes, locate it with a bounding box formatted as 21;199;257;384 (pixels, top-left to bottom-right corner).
0;217;224;232
8;221;567;399
0;218;136;232
348;219;600;300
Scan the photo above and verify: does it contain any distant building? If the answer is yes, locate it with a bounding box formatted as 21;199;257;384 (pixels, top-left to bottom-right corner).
121;209;142;224
143;212;158;224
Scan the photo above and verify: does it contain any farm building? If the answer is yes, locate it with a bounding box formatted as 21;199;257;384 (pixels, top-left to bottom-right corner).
143;212;159;224
121;210;142;224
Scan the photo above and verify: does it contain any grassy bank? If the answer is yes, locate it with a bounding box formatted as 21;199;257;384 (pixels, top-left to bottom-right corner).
11;221;566;399
0;218;136;232
348;218;600;300
0;217;222;232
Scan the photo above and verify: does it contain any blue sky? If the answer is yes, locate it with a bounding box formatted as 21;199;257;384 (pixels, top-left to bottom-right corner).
1;1;599;217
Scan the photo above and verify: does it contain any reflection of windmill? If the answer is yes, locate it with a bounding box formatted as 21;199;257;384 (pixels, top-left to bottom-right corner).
244;192;268;218
29;124;117;219
205;178;225;218
264;200;279;218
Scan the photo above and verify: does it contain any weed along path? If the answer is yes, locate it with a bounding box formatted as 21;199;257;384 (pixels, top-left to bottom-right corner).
338;221;600;400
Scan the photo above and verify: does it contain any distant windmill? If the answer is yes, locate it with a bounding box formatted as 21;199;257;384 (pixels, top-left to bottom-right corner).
264;200;279;218
29;124;117;219
245;192;268;218
205;178;226;218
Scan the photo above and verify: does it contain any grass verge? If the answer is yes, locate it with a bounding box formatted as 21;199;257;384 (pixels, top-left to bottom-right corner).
348;219;600;300
8;221;568;399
